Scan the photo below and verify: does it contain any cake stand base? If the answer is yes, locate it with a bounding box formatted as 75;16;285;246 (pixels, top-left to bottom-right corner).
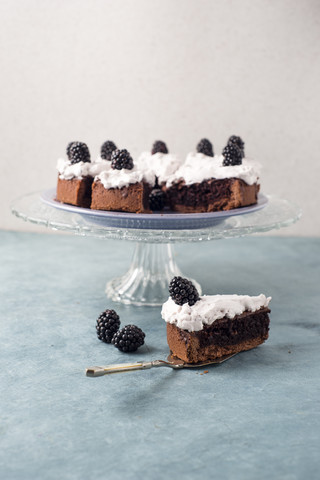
105;243;202;307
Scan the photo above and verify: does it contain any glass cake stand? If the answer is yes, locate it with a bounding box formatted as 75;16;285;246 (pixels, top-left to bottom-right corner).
11;190;301;306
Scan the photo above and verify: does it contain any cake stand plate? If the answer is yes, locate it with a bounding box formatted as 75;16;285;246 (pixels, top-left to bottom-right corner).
40;188;269;230
11;191;301;306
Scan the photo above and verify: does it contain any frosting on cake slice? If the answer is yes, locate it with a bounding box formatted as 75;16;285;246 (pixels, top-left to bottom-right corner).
166;153;261;187
136;151;183;185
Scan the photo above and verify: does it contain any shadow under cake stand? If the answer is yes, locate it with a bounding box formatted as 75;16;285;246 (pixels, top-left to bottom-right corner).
11;189;301;306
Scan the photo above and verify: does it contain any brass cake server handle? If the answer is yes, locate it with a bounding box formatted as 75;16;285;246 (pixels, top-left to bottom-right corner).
85;353;236;377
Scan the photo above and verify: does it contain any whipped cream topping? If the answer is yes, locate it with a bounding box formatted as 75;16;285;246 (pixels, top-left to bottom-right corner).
57;157;111;180
136;152;183;184
96;165;156;189
161;294;271;332
166;153;261;187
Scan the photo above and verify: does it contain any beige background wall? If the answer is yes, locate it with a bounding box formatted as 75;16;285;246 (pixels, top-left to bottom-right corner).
1;0;319;235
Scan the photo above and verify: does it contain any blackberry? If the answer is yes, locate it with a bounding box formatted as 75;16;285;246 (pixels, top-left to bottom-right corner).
101;140;117;161
66;142;75;158
169;276;200;306
112;325;145;352
222;143;242;166
196;138;214;157
111;149;134;170
68;142;91;164
96;309;120;343
149;188;165;211
228;135;245;157
151;140;169;155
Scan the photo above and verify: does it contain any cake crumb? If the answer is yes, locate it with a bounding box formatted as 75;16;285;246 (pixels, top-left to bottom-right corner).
200;370;209;375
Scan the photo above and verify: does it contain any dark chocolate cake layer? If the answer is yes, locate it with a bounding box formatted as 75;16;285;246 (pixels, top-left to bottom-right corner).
180;307;270;348
166;307;270;363
164;177;259;213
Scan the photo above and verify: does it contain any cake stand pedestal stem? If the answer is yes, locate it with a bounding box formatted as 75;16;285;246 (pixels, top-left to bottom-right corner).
105;243;202;307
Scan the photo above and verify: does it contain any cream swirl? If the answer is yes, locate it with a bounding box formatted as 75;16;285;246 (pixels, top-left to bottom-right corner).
136;152;183;184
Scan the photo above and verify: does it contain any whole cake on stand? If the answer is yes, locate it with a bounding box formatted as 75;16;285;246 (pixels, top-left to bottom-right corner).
55;136;261;215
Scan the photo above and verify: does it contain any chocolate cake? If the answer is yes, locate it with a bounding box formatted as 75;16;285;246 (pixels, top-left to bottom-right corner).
91;180;152;213
162;277;271;364
56;142;110;208
164;145;261;213
90;148;156;213
56;176;93;208
55;136;262;214
165;306;270;363
164;178;259;213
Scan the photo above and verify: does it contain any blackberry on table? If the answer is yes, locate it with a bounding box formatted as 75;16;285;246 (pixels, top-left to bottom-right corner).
228;135;245;157
111;149;134;170
68;142;91;164
149;188;165;211
196;138;214;157
96;309;120;343
222;143;242;166
151;140;169;155
101;140;117;161
169;276;200;306
112;325;145;352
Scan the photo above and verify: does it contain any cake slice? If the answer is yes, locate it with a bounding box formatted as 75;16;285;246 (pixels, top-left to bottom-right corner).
56;176;93;208
56;141;111;208
161;276;271;364
164;137;260;213
91;148;155;213
91;180;152;213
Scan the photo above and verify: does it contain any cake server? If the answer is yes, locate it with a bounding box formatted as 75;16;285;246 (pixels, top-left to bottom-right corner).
85;353;236;377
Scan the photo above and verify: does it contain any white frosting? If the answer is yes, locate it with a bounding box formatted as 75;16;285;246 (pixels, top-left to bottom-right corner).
57;157;111;180
166;153;261;187
136;152;183;184
96;165;156;189
161;294;271;332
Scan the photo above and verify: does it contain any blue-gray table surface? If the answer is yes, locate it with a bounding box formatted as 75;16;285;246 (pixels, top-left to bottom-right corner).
0;231;319;480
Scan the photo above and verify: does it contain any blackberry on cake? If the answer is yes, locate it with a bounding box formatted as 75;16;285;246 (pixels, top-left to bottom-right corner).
112;325;145;352
162;292;271;364
111;149;134;170
66;141;75;158
96;309;120;343
222;143;243;166
149;188;165;211
196;138;214;157
169;276;200;306
101;140;117;161
68;142;91;165
151;140;169;155
228;135;245;157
